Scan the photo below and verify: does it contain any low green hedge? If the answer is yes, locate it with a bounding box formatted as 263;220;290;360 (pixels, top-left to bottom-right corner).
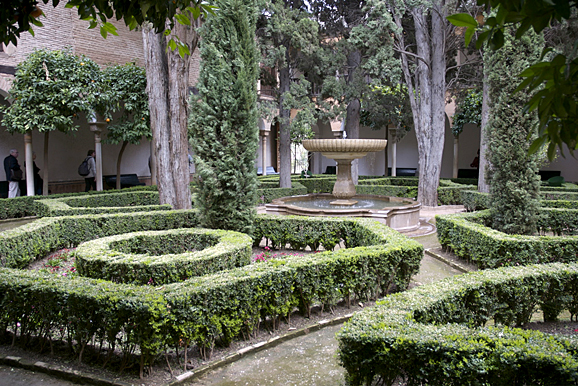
0;210;200;269
338;262;578;386
0;212;423;373
256;182;308;204
436;210;578;269
75;228;252;285
462;190;578;212
35;191;170;217
0;185;157;220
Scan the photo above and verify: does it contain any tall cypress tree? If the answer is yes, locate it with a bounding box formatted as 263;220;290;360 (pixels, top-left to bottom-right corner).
189;0;259;234
485;28;544;235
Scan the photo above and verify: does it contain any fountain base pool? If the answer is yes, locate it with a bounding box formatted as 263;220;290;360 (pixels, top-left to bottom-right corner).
265;193;421;232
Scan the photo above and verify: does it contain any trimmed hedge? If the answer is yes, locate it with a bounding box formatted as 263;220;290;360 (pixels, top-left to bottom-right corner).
436;210;578;269
0;185;157;220
0;212;423;372
338;262;578;386
0;210;200;269
462;190;578;212
75;228;252;285
256;181;308;204
35;191;170;217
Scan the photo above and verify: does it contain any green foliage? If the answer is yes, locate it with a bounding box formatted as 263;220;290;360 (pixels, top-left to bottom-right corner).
102;63;151;145
0;212;422;366
257;181;308;204
35;191;169;217
338;262;578;386
75;228;252;285
189;0;259;234
360;84;413;139
486;28;543;235
436;210;578;269
0;210;200;269
0;48;111;134
0;185;158;220
449;2;578;157
452;89;482;137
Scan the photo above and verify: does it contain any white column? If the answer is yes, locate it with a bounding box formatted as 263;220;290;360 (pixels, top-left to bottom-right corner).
89;116;106;192
260;130;269;176
390;126;398;177
24;131;34;196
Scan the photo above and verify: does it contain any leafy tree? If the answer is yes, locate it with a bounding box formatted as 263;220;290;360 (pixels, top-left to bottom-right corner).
189;0;259;234
1;0;214;209
449;1;578;158
451;89;482;138
0;48;109;195
256;0;319;188
103;63;151;189
486;28;544;235
312;0;399;183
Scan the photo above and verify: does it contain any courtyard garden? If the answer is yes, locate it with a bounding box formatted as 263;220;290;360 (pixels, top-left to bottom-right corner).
2;0;578;385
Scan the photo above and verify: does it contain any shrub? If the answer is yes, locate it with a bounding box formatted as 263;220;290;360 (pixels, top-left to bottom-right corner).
75;228;252;285
0;212;423;372
338;263;578;386
436;210;578;269
35;191;169;217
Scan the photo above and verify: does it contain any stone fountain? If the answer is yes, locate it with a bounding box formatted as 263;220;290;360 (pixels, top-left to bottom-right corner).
302;139;387;205
265;138;421;232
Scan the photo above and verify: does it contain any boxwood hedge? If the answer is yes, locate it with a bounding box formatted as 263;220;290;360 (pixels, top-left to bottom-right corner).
0;211;423;375
337;262;578;386
35;191;170;217
0;185;157;220
436;210;578;269
75;228;252;285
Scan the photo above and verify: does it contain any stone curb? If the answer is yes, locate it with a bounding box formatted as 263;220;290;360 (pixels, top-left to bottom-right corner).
0;354;131;386
0;314;355;386
425;248;470;273
167;314;354;385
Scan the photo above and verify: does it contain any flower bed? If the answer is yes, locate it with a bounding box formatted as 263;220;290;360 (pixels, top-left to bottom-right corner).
338;263;578;386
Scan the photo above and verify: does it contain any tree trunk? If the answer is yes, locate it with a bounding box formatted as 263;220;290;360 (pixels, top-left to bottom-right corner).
395;4;446;207
345;98;360;184
478;76;490;193
142;23;194;209
43;131;49;195
278;65;292;188
345;50;361;185
116;140;128;190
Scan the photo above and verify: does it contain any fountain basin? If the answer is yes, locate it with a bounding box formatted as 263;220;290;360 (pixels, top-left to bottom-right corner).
265;193;421;232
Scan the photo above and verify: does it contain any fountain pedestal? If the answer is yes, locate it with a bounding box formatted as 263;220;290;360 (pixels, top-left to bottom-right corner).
302;139;387;204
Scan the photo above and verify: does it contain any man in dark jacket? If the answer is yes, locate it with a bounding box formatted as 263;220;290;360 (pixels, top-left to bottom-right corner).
3;149;21;198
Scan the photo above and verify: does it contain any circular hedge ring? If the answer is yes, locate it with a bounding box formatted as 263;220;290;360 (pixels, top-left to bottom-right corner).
75;228;252;285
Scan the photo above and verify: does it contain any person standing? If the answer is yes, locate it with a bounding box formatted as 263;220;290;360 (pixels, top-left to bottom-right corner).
84;150;97;192
3;149;22;198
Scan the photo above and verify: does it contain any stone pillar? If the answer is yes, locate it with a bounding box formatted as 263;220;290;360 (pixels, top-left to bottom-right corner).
89;116;106;192
453;136;459;178
390;127;398;177
333;159;356;199
24;131;34;196
260;130;269;176
258;118;272;176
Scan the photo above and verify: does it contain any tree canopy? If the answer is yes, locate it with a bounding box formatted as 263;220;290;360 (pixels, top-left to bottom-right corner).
2;0;214;48
448;0;578;158
0;48;110;134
